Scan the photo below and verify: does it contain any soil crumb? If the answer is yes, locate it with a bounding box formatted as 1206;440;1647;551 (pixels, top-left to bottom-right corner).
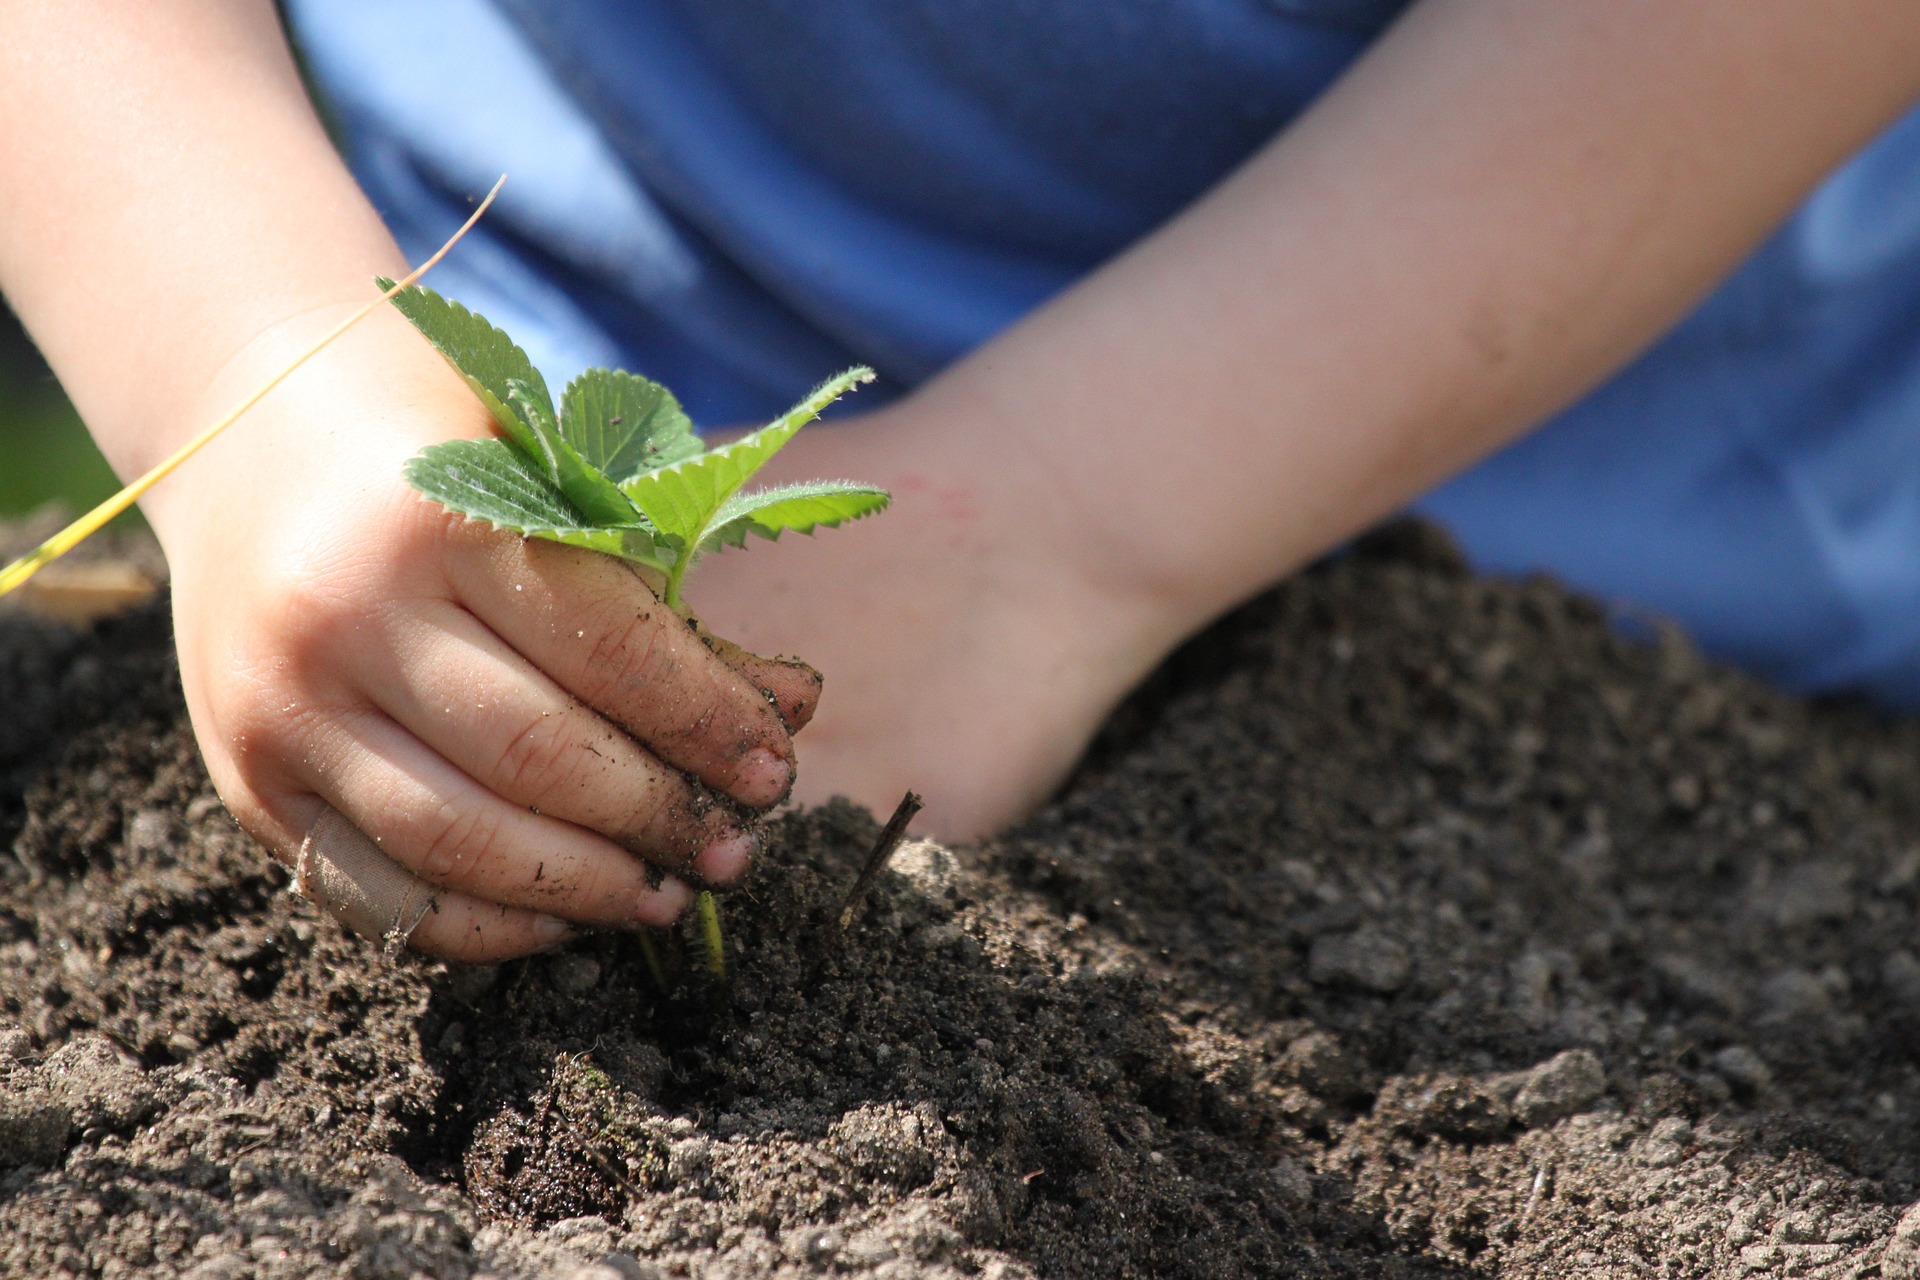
7;522;1920;1278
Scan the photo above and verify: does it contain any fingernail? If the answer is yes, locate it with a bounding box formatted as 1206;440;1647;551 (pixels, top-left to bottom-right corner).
633;875;695;927
533;915;576;948
735;748;793;807
694;830;755;884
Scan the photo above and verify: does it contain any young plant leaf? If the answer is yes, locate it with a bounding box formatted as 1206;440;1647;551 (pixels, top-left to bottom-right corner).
561;368;702;482
389;281;886;616
376;279;556;450
504;379;562;476
619;367;876;551
380;280;641;527
700;481;891;552
505;378;641;527
405;438;668;569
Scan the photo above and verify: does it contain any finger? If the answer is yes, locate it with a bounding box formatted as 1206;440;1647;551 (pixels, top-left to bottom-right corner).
408;889;582;963
293;801;578;962
690;618;823;733
297;706;700;926
446;531;798;808
359;598;757;881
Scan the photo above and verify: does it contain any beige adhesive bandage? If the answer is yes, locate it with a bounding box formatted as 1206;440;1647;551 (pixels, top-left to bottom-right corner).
296;806;437;957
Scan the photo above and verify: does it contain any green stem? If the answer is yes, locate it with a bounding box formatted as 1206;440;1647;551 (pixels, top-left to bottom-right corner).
663;559;687;614
695;890;726;984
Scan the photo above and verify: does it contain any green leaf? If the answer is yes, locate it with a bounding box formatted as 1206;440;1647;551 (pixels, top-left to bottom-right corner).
378;280;556;453
389;284;887;616
505;378;640;528
403;439;668;569
504;379;562;476
700;481;891;553
560;368;703;483
620;366;875;551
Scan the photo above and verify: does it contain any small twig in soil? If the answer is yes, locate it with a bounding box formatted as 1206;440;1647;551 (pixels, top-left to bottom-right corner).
836;791;924;930
1519;1163;1552;1224
582;1141;646;1200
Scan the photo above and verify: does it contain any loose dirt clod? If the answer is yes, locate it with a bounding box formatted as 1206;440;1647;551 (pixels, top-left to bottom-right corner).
8;521;1920;1277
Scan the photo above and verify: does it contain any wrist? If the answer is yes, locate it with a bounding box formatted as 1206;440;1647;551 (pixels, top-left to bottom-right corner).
103;293;385;480
880;377;1205;674
779;386;1194;700
136;300;484;565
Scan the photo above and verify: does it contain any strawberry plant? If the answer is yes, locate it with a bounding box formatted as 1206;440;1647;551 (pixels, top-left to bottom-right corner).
381;280;889;983
381;281;887;614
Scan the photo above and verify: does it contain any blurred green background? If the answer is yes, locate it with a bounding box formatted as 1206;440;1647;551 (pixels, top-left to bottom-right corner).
0;302;126;521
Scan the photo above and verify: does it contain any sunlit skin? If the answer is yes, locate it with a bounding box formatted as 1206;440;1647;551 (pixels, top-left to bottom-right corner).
5;0;1920;959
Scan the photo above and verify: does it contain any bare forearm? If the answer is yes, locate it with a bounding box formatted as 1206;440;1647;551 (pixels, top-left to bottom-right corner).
0;0;405;481
911;0;1920;624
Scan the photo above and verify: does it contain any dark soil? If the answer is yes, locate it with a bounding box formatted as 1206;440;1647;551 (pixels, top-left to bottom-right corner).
8;522;1920;1279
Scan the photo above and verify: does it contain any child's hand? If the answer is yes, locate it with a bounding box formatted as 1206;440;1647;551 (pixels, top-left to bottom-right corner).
146;312;819;961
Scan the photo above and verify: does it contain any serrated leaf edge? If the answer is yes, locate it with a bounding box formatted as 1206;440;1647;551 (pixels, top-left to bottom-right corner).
700;482;892;552
401;441;669;570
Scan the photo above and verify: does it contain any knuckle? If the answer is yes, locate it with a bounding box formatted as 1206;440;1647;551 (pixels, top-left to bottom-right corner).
201;661;282;748
417;799;504;884
205;671;324;793
490;711;584;805
616;780;690;858
436;502;520;563
587;617;765;754
621;783;707;866
258;567;367;683
657;696;729;751
562;592;781;760
576;603;679;706
553;860;622;917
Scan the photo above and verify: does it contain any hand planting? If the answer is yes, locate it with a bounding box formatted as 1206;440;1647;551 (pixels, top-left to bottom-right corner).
383;280;890;977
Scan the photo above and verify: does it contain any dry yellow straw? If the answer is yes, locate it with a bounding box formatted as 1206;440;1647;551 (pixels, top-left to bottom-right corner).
0;176;507;597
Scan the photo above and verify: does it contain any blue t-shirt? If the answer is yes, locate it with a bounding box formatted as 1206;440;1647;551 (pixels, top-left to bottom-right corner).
286;0;1920;706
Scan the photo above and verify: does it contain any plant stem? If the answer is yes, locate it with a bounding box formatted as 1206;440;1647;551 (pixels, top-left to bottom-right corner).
695;890;726;984
663;557;688;615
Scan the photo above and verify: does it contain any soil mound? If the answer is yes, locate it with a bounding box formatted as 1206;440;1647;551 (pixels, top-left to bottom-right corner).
6;523;1920;1278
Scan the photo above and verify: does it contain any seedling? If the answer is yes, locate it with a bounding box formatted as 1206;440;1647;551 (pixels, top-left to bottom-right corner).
382;281;886;614
380;281;890;982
